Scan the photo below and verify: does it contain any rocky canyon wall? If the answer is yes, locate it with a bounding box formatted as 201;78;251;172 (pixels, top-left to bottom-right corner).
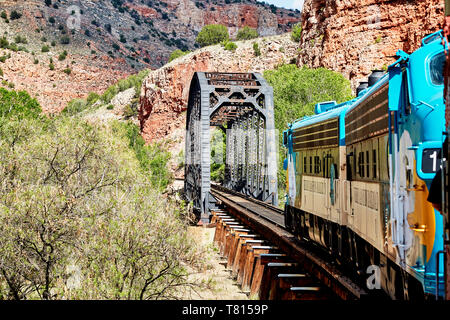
139;33;299;143
298;0;444;91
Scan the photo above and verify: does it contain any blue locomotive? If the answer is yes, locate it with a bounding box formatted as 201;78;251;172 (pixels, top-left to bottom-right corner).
283;31;446;299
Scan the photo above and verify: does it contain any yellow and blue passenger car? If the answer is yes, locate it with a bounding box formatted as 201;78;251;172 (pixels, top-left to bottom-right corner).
283;31;446;300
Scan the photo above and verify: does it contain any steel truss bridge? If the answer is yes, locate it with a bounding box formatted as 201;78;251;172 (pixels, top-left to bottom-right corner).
184;72;278;223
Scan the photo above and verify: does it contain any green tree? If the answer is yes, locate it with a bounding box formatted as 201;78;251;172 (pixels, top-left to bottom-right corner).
210;128;226;183
291;23;302;42
263;64;353;195
236;26;258;40
196;24;229;47
0;88;41;119
0;115;204;300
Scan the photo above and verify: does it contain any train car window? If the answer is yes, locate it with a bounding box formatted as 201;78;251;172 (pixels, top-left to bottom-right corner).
366;150;370;179
402;71;411;115
314;156;321;174
430;52;445;86
319;157;322;174
322;154;326;178
314;156;317;174
303;156;307;173
361;152;365;178
357;153;361;178
283;131;288;146
309;156;312;174
373;149;377;179
346;152;353;180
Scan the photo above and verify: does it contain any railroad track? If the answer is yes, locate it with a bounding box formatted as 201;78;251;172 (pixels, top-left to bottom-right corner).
209;184;368;300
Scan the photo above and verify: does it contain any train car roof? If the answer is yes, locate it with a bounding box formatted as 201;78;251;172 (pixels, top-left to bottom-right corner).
290;104;347;131
289;72;389;132
343;73;389;116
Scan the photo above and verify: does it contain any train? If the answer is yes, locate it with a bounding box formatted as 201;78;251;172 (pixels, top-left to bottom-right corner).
282;30;447;300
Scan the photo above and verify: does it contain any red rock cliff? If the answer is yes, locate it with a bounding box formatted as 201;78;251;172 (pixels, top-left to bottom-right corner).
139;34;299;143
298;0;444;91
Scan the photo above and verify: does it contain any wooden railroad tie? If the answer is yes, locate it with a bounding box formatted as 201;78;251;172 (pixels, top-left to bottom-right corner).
259;262;299;300
219;222;242;255
231;234;259;277
223;225;246;258
241;245;278;294
226;228;251;268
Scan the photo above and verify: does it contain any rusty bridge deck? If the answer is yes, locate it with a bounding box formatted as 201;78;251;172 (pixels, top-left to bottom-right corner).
210;184;368;300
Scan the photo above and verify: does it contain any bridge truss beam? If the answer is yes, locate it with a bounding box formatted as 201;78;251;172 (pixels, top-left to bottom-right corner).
185;72;278;223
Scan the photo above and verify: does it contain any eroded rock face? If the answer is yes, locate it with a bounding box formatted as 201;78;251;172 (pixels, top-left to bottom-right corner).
139;33;299;143
0;51;129;113
0;0;300;113
298;0;444;91
0;0;300;71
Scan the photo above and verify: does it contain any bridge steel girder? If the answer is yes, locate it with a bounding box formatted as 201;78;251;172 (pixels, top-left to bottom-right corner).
185;72;278;223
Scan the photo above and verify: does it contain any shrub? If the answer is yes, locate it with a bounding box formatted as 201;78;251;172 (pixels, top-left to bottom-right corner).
41;45;50;52
113;121;172;190
291;23;302;42
0;53;11;62
236;26;258;40
49;63;55;70
101;85;119;104
253;42;261;56
222;40;237;51
196;24;229;47
0;37;9;49
168;49;190;62
1;11;7;20
0;117;200;300
0;67;3;76
61;98;88;115
14;35;27;44
60;36;70;44
58;50;68;61
117;78;133;92
63;68;71;75
10;10;22;20
48;17;55;24
8;43;18;52
86;92;100;105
